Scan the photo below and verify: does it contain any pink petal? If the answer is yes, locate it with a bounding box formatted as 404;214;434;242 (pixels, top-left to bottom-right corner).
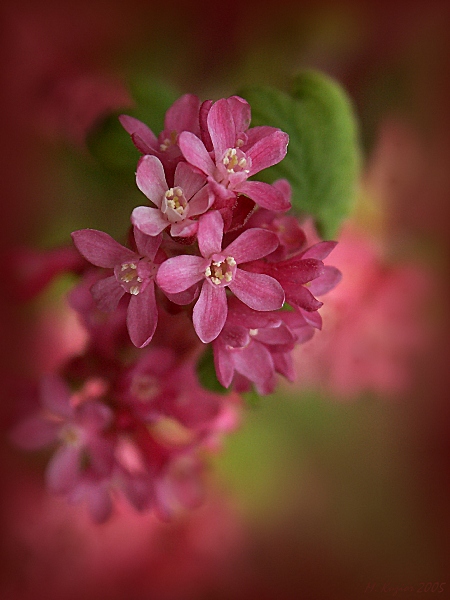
227;297;282;329
213;344;235;388
174;161;207;199
300;241;338;260
224;228;279;264
227;96;251;133
219;324;250;348
131;206;168;236
300;308;322;330
207;99;236;161
193;282;228;343
170;219;198;238
46;445;81;494
121;472;154;511
206;176;236;201
199;99;214;149
40;375;73;417
230;270;285;311
284;283;323;311
186;185;214;217
133;228;162;259
273;352;296;381
273;178;292;202
71;230;135;268
136;155;167;207
10;416;58;450
87;438;115;477
178;131;215;177
86;485;113;523
232;342;274;384
308;266;342;296
244;125;279;149
91;276;126;312
164;94;201;135
293;325;315;344
237;180;291;212
197;210;224;257
127;281;158;348
132;132;157;155
157;255;206;294
246;130;289;176
164;283;200;305
78;401;113;431
119;115;158;151
280;258;325;285
253;324;295;346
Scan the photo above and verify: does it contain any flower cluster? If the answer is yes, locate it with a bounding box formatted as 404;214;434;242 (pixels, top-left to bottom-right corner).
12;94;341;522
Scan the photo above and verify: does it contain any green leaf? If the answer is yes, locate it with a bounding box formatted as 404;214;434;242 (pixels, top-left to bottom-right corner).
239;70;361;238
87;76;179;171
87;111;140;172
196;347;229;395
128;76;179;134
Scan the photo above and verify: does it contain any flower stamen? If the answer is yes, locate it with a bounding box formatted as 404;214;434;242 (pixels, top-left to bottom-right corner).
205;255;236;287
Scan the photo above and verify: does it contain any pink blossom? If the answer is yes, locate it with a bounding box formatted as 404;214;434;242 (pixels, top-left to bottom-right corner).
11;375;115;499
245;186;307;262
131;155;213;238
67;269;130;359
240;228;341;332
213;298;315;394
3;244;88;301
71;226;162;348
178;96;290;211
119;94;201;177
120;346;238;442
156;211;285;343
292;226;432;398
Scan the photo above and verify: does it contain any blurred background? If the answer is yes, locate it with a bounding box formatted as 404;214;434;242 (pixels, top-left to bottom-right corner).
1;1;449;598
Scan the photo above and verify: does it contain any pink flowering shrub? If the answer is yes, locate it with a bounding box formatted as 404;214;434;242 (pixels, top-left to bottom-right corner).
291;225;432;398
11;92;341;522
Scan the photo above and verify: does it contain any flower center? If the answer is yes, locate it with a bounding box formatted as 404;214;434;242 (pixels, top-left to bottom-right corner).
60;425;82;446
131;374;161;402
204;255;236;286
159;130;178;152
222;147;250;174
116;258;156;295
162;186;188;222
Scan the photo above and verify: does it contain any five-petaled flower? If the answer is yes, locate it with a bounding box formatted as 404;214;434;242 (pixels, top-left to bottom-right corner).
131;155;213;238
179;96;291;211
156;210;285;343
119;93;201;179
71;226;162;348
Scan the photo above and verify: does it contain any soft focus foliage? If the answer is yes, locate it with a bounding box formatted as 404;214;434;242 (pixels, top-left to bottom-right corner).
241;71;360;237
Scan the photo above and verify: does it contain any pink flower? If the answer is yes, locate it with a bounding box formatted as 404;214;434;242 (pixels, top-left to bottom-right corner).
255;240;341;320
178;96;290;211
131;155;213;238
119;94;201;177
3;244;88;301
120;347;238;443
245;181;307;262
156;211;285;343
292;226;432;398
67;270;130;359
213;298;315;394
11;375;114;499
71;227;162;348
